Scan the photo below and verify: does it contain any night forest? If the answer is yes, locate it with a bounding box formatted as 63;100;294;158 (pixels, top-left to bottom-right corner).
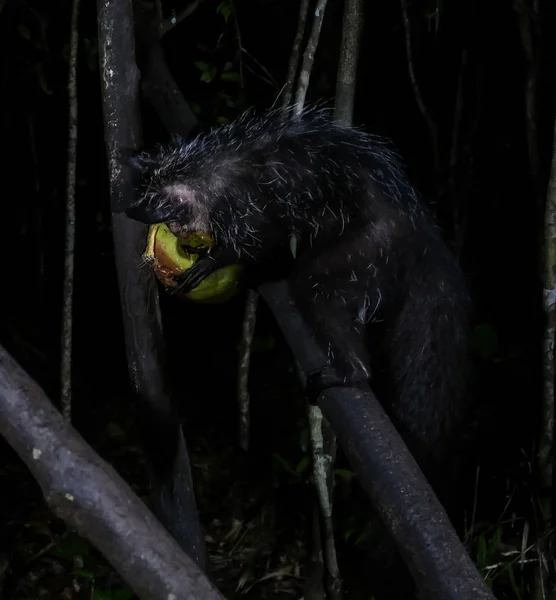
0;0;555;599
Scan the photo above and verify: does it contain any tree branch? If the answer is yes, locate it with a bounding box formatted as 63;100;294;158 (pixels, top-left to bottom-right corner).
514;0;541;199
282;0;310;110
97;0;207;568
539;111;556;600
258;281;496;600
60;0;80;421
237;288;257;451
294;0;329;115
0;344;224;600
334;0;364;126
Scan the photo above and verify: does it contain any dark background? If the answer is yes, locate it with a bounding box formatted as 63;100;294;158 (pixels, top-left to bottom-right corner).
0;0;554;597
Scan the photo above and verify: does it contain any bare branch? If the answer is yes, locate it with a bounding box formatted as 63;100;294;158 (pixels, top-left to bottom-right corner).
97;0;207;567
237;288;258;451
0;344;224;600
334;0;364;126
294;0;329;115
60;0;80;421
514;0;541;196
282;0;310;110
258;282;496;600
539;111;556;600
308;403;341;600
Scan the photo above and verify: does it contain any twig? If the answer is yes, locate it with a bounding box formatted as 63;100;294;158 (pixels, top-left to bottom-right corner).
309;404;341;600
230;0;244;86
294;0;329;115
282;0;310;110
237;289;258;451
242;48;279;90
400;0;440;186
60;0;80;422
513;0;541;200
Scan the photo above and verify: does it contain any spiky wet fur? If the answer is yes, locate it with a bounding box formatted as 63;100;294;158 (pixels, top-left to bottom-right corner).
124;106;471;471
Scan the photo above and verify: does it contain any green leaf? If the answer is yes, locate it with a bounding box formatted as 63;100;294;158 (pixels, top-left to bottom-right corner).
72;569;94;579
194;61;211;72
335;468;356;480
18;24;31;40
343;527;356;542
508;565;522;599
200;66;218;83
216;1;233;22
52;532;91;558
220;71;242;84
476;535;488;568
295;455;310;474
92;588;135;600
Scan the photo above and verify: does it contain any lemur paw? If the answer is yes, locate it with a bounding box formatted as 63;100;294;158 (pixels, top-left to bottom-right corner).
305;367;344;404
305;366;371;404
172;266;207;293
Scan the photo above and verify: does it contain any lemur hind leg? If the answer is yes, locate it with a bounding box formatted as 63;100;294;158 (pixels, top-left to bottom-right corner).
288;271;372;402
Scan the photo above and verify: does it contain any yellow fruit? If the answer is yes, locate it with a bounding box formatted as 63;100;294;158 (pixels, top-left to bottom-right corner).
142;224;243;304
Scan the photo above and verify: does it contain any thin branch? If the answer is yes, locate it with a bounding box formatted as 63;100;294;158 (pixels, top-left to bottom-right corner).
282;0;310;110
242;48;279;90
514;0;541;199
400;0;440;185
538;114;556;600
60;0;80;421
294;0;329;115
309;404;341;600
230;0;244;87
237;289;258;451
334;0;364;126
234;0;308;447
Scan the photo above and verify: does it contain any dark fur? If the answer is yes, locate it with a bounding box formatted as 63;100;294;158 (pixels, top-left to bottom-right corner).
122;106;471;470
